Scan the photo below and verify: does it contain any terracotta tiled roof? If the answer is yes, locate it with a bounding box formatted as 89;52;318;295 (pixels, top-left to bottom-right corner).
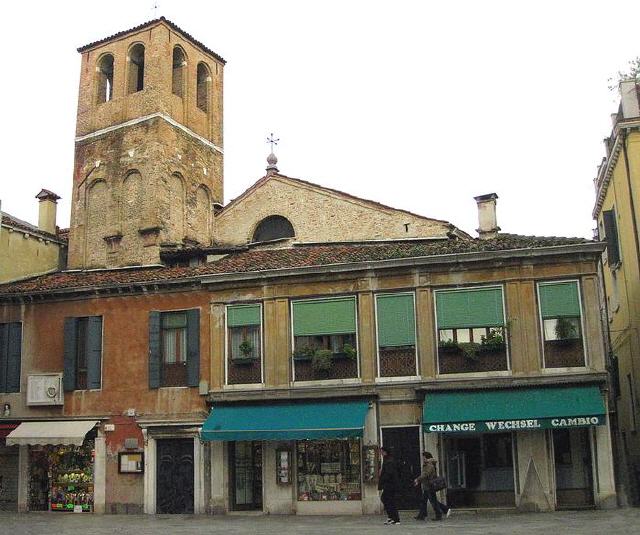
0;234;596;298
77;17;226;64
1;213;67;243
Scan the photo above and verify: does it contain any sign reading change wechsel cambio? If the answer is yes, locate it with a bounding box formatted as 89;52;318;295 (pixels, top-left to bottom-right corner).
425;415;604;433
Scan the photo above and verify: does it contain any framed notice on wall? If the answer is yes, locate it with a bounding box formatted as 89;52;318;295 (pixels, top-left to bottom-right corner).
118;451;144;474
276;448;291;485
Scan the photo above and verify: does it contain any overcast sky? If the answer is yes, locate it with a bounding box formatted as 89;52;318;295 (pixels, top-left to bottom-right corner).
1;0;638;239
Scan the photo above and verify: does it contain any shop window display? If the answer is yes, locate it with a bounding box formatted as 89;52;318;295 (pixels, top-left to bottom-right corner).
296;439;361;501
28;441;95;512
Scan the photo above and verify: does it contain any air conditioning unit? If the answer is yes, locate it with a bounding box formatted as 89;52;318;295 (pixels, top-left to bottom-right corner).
27;374;64;406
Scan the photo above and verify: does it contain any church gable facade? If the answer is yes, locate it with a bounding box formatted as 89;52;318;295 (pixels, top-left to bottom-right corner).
215;174;459;245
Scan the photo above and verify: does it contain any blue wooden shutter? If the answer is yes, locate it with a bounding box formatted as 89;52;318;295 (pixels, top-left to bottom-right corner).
186;309;200;387
0;323;8;392
6;323;22;393
148;311;161;389
63;318;78;392
86;317;103;390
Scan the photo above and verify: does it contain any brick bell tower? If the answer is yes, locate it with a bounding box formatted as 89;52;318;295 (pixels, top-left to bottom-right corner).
68;18;225;269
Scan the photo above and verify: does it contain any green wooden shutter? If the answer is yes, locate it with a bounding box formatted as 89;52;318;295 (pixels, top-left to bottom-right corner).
436;287;505;329
186;309;200;387
603;210;621;265
6;323;22;393
148;311;161;389
376;294;416;347
227;304;261;327
63;318;78;392
539;282;581;319
0;323;8;392
292;297;357;336
86;317;103;390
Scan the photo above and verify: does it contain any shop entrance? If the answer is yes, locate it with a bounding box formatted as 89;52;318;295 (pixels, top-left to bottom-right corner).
553;429;594;508
156;438;194;514
444;432;515;508
229;441;262;511
381;426;421;510
0;446;19;511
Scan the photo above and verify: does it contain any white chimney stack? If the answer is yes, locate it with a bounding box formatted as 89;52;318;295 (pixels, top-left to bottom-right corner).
620;80;640;119
474;193;500;240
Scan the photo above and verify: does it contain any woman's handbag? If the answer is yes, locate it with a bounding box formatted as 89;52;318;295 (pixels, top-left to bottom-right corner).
430;476;447;492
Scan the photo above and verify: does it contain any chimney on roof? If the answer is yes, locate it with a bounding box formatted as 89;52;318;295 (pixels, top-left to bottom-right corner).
620;79;640;119
36;189;60;234
474;193;500;240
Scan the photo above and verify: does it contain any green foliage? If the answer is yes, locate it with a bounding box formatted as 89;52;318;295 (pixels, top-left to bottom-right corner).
342;343;357;360
312;349;333;372
459;342;480;361
438;339;459;352
239;339;254;357
555;317;578;340
480;329;506;352
293;345;316;359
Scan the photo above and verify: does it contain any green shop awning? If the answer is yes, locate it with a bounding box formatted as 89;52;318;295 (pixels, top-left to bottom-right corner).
423;385;605;433
201;400;370;441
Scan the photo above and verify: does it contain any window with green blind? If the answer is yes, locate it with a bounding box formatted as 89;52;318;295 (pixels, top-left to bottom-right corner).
227;304;262;327
436;287;505;329
376;293;416;348
538;282;581;319
292;297;357;336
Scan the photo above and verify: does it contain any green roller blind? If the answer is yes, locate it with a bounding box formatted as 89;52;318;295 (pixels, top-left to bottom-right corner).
539;282;581;319
227;304;261;327
293;297;357;336
376;293;416;347
436;287;504;329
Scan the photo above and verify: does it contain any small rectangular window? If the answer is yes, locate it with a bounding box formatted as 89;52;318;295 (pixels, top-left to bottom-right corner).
292;297;358;382
538;281;585;368
435;287;508;375
161;312;188;387
376;293;417;378
63;317;102;391
227;304;262;385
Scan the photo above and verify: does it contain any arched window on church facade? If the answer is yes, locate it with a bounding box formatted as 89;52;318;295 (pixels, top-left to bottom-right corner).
196;62;211;113
172;46;186;98
252;215;295;243
96;54;114;104
127;43;145;94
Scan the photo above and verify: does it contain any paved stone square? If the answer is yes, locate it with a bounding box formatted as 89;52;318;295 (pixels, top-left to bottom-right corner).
2;509;640;535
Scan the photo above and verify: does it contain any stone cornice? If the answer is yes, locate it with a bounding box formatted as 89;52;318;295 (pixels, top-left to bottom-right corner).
75;112;224;155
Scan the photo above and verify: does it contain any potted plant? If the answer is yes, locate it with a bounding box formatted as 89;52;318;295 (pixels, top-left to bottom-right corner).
459;342;480;362
479;329;506;353
312;349;333;374
239;339;255;358
341;343;357;360
438;339;460;353
553;318;579;347
293;345;315;361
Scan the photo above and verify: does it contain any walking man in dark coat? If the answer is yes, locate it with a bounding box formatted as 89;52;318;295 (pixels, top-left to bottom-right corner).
378;446;401;525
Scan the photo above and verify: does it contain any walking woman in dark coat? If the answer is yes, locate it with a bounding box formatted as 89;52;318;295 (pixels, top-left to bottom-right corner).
378;446;401;525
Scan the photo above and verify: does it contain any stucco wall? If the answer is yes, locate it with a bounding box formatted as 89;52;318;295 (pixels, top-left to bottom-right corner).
0;225;63;283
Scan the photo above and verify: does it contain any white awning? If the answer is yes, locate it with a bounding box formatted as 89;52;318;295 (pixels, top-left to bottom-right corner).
5;420;98;446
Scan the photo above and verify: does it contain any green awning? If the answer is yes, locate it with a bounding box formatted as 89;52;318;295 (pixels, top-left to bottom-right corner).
201;400;369;441
539;281;581;319
292;297;357;336
423;385;605;433
227;304;261;327
436;287;504;329
376;293;416;348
